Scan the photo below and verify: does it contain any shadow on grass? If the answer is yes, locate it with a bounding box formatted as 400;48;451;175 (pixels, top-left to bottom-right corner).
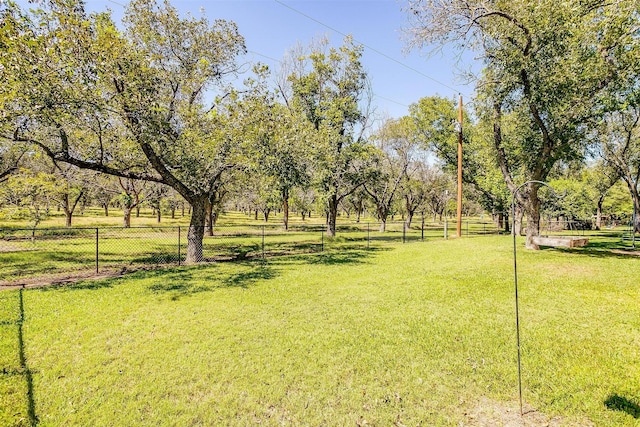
146;262;278;298
0;287;39;425
538;239;639;259
279;246;390;266
605;394;640;418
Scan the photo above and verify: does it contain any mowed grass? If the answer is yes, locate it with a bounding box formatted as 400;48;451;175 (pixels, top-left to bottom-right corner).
1;236;639;426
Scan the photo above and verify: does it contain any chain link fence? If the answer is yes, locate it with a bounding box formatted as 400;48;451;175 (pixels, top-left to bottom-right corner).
4;218;594;287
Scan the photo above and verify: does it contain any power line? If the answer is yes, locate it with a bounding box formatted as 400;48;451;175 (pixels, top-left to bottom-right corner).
273;0;469;98
373;94;409;108
90;0;416;110
106;0;126;8
249;50;410;109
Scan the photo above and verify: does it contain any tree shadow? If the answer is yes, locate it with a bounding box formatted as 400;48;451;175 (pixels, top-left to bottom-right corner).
279;247;389;266
2;287;39;425
533;238;639;259
146;262;278;298
605;394;640;418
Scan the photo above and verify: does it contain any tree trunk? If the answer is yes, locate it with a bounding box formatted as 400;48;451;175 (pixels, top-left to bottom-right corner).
523;188;541;249
631;188;640;234
327;194;338;237
62;194;73;228
379;218;387;233
406;210;414;229
263;209;270;223
171;207;175;219
135;205;140;217
156;205;161;223
512;204;524;237
186;197;206;264
503;211;510;233
123;206;132;228
205;201;213;236
595;195;604;230
282;188;289;231
103;203;109;217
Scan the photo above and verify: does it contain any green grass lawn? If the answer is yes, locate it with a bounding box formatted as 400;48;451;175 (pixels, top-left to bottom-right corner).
1;235;639;426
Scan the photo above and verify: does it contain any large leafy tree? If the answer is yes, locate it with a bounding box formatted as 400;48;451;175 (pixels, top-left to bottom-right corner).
247;69;312;230
597;106;640;232
285;37;373;237
365;117;421;232
410;96;512;231
405;0;640;248
0;0;248;262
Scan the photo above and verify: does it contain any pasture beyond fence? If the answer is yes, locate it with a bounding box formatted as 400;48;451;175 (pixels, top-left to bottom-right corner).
0;218;633;287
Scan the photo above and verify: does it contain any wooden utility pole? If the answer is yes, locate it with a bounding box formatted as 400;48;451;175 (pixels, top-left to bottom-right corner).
456;95;463;238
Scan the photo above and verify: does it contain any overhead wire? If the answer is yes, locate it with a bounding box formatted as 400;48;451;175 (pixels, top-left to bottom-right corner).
248;50;410;108
273;0;471;100
97;0;423;110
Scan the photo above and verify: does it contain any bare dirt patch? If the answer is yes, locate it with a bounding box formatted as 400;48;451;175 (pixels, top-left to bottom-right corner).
0;267;131;290
611;249;640;257
464;398;593;427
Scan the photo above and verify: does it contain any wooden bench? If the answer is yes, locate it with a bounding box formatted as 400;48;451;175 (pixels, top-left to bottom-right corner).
532;236;589;248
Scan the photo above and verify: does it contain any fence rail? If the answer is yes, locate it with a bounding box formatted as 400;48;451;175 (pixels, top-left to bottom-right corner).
1;218;632;287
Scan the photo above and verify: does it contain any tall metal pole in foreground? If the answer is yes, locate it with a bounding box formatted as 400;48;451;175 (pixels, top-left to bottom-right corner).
456;95;463;238
511;180;555;416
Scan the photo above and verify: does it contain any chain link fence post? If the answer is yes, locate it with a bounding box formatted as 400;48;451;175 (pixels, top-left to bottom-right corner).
95;227;99;273
367;223;370;249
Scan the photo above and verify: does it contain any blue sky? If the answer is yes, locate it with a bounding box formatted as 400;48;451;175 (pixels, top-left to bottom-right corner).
35;0;480;119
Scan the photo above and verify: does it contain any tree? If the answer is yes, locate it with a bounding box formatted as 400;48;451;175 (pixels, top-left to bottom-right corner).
405;0;640;248
285;36;373;237
584;162;620;230
0;141;24;184
424;169;454;222
0;0;249;262
248;71;311;230
410;96;512;231
0;168;56;231
52;164;93;228
364;117;418;232
118;177;146;228
597;106;640;232
402;160;441;228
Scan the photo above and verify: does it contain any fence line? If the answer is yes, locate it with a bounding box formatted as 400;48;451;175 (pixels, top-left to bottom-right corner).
2;218;628;287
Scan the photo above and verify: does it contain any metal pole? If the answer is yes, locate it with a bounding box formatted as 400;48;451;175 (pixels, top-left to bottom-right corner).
511;180;556;417
512;198;523;416
367;223;370;249
444;216;448;240
95;228;99;273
